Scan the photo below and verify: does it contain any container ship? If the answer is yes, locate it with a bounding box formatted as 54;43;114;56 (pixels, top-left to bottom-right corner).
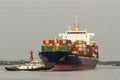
39;16;99;71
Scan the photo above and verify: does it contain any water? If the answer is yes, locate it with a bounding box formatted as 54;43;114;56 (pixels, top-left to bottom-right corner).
0;65;120;80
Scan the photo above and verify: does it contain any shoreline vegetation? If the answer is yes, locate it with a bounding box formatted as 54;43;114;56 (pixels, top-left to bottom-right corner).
0;60;120;65
0;60;29;65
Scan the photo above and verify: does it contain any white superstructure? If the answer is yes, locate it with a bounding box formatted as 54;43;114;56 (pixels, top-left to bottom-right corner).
58;16;95;45
17;59;45;69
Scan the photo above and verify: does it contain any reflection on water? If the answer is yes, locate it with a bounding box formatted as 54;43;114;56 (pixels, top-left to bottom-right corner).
0;65;120;80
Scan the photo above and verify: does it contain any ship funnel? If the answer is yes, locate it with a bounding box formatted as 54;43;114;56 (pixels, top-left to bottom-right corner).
74;16;80;31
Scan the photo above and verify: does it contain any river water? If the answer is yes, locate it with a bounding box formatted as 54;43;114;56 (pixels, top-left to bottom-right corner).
0;65;119;80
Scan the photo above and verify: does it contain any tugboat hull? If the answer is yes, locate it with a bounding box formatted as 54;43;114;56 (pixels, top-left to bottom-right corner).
5;66;52;71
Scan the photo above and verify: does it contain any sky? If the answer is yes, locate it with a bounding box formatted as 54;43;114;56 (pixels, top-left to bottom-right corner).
0;0;120;61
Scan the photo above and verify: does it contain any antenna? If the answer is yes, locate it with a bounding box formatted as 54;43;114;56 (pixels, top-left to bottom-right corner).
74;16;80;31
74;16;79;27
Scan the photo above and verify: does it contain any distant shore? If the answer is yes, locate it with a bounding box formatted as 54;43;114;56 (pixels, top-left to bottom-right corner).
0;60;29;65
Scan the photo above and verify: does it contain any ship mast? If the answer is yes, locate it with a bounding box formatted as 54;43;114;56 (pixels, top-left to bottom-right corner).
74;16;80;31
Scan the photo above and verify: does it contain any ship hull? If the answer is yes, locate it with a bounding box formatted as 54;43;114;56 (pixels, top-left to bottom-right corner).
39;52;98;71
52;65;96;71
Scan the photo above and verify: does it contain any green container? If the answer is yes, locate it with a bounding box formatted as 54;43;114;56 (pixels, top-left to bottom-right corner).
42;45;71;52
41;46;54;52
58;46;71;52
48;46;53;52
41;46;47;52
53;46;59;51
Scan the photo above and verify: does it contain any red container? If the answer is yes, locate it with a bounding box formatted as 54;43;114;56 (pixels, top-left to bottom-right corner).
78;51;83;55
75;47;79;51
93;49;98;53
93;45;98;49
72;44;76;48
59;40;63;46
71;47;79;52
43;40;46;45
86;45;91;48
71;47;76;51
43;40;49;45
49;40;53;44
74;42;77;45
89;48;93;56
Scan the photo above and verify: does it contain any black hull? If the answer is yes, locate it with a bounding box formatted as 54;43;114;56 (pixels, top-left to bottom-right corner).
5;67;19;71
5;67;51;71
39;52;98;71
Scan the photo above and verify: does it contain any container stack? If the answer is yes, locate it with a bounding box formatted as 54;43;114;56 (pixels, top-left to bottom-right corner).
41;39;71;52
71;40;87;55
43;40;54;46
42;39;98;57
86;44;99;57
70;40;99;57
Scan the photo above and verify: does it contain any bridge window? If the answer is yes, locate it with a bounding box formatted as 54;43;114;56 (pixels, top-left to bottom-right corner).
67;32;86;34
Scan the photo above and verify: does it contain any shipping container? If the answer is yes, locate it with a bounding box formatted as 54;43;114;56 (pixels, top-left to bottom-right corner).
78;44;82;47
49;40;53;44
93;45;98;49
83;51;87;55
53;45;71;52
93;49;98;53
86;45;91;48
41;46;48;52
67;43;72;46
43;40;46;45
43;40;49;46
53;46;59;51
79;47;82;51
72;44;75;47
63;40;66;44
48;46;54;52
75;44;79;48
82;44;86;48
72;51;78;54
55;43;59;46
82;48;86;51
41;46;54;52
78;41;82;44
59;40;63;46
78;51;83;55
53;39;58;44
66;40;72;44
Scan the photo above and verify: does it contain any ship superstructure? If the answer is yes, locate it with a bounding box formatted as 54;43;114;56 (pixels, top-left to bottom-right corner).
59;16;94;45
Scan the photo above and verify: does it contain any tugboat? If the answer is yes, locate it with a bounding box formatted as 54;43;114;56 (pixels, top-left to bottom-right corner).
5;51;52;71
